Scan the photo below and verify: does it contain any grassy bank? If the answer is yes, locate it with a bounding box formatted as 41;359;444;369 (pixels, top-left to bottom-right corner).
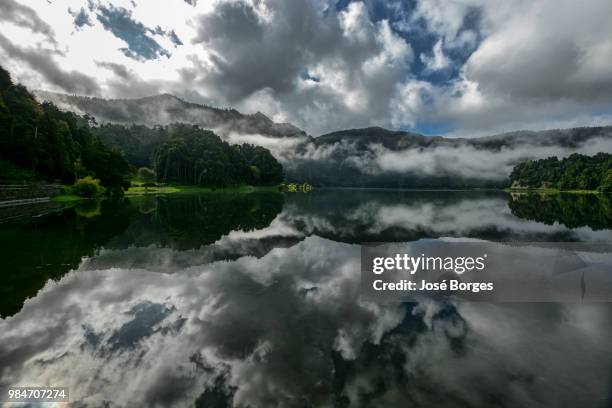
51;194;83;202
49;184;281;201
125;184;281;196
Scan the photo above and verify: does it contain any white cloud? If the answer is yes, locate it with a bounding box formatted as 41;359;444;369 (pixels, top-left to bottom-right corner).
0;0;610;136
420;39;450;71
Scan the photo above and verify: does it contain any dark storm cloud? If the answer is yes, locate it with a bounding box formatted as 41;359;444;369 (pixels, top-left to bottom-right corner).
96;61;131;80
190;0;412;133
196;1;264;44
193;0;332;98
0;0;57;45
0;32;100;95
95;4;171;60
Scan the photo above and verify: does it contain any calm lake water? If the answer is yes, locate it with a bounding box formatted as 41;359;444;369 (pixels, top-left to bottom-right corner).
1;190;611;407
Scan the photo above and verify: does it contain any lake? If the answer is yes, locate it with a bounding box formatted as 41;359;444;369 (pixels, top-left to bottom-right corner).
1;190;611;407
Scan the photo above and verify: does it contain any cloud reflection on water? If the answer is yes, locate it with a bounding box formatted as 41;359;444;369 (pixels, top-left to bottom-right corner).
0;191;611;407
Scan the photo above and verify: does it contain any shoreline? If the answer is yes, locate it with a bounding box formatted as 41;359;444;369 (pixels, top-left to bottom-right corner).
47;185;610;202
125;184;281;196
505;188;604;194
48;185;281;202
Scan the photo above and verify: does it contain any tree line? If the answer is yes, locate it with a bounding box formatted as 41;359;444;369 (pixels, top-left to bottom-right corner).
0;65;131;191
510;153;612;192
0;65;283;190
153;124;283;186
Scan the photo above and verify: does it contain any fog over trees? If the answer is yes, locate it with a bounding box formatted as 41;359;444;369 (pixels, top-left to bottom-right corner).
0;65;283;189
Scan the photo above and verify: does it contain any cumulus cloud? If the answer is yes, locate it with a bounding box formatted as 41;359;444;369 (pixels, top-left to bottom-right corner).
188;0;413;134
464;0;612;102
420;39;450;71
405;0;612;135
0;0;610;136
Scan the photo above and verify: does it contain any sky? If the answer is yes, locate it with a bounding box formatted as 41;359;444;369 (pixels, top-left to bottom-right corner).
1;0;612;137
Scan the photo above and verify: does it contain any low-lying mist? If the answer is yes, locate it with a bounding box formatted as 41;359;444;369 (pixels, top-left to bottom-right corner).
282;132;612;186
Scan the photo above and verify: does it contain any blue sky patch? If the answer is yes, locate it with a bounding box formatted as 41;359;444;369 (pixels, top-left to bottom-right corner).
301;70;320;83
409;121;455;136
335;0;482;87
95;5;172;60
69;7;93;29
153;26;183;47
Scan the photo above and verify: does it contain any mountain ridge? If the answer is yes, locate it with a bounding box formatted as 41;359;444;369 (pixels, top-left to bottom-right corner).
315;125;612;147
34;90;307;139
288;125;612;188
30;90;612;189
34;90;612;145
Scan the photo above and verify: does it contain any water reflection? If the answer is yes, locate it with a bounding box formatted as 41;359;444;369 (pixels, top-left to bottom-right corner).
0;190;611;407
0;193;284;317
509;192;612;230
283;190;612;242
112;192;284;250
0;199;133;317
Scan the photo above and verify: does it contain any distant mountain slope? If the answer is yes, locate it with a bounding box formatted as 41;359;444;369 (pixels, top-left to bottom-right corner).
287;126;612;188
34;91;306;139
30;89;612;188
313;126;612;149
313;127;439;149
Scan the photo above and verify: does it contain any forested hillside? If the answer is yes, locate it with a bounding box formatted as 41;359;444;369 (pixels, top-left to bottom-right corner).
91;123;169;168
92;122;284;186
510;153;612;191
36;91;306;139
0;66;131;190
154;125;283;186
0;65;283;189
5;61;610;191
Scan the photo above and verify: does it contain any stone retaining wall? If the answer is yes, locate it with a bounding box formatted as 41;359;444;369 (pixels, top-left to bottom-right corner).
0;184;62;201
